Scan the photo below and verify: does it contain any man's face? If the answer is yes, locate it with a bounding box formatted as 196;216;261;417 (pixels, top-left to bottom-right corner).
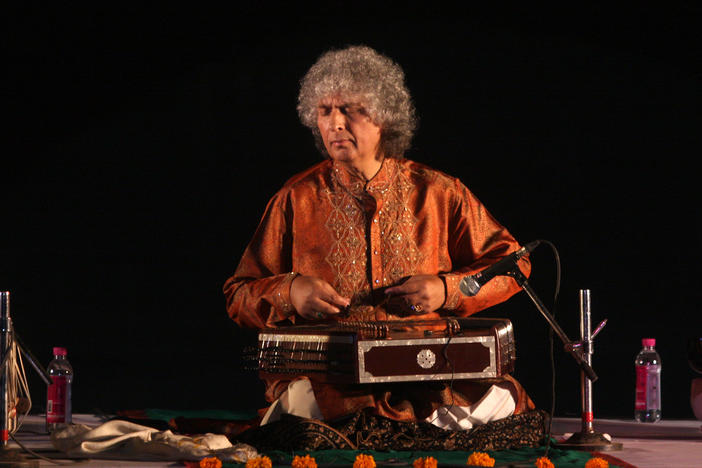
316;95;383;166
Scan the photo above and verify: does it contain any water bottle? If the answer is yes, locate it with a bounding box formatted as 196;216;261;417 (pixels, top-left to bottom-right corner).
46;347;73;432
634;338;661;422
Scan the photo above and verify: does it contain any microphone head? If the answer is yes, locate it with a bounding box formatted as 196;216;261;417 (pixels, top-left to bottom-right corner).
459;277;481;296
524;240;542;252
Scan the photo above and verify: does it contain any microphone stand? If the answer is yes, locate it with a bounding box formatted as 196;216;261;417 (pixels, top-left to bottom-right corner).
0;292;50;467
505;269;598;381
502;272;622;451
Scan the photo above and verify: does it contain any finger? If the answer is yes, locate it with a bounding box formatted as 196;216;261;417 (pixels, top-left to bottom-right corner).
317;284;350;310
385;282;420;296
312;297;345;316
404;296;425;314
307;309;327;320
323;292;351;311
302;302;332;320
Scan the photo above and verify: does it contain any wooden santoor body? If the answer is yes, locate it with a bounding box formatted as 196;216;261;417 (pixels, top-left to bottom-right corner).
256;318;515;384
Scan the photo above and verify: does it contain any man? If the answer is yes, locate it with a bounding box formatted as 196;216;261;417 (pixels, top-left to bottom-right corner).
224;46;533;429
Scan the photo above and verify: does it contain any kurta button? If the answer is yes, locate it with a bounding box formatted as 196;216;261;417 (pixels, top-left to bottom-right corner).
374;279;380;284
374;250;378;255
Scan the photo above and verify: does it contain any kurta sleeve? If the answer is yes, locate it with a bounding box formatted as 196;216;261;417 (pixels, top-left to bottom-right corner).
439;179;531;316
223;189;299;330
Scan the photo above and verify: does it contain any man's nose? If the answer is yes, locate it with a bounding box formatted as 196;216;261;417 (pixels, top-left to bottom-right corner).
330;108;346;131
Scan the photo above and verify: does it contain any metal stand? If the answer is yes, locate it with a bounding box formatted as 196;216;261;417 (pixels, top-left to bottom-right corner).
503;272;623;451
0;292;10;450
0;292;49;467
554;289;622;451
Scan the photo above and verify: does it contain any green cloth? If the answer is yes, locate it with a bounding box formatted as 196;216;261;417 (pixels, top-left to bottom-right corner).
142;410;625;467
144;408;258;421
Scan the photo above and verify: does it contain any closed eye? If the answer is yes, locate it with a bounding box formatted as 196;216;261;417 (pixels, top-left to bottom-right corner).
343;105;365;116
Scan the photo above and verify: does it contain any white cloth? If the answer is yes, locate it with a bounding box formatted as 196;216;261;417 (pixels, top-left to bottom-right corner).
425;384;516;430
260;378;323;425
51;419;259;462
261;380;514;431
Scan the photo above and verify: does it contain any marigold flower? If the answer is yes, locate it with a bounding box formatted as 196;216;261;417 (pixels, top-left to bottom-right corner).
534;456;554;468
413;456;438;468
199;457;222;468
246;455;273;468
292;454;318;468
466;452;495;467
585;457;609;468
353;453;376;468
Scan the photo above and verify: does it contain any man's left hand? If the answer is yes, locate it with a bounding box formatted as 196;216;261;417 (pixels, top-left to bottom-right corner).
384;275;446;315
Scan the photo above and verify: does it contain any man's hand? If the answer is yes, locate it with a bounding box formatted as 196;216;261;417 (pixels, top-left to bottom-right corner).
384;275;446;315
290;275;351;320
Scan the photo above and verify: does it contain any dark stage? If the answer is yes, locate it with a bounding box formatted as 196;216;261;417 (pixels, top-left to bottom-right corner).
4;5;702;422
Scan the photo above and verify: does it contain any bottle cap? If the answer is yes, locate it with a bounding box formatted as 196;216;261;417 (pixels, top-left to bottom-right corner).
642;338;656;347
53;347;67;356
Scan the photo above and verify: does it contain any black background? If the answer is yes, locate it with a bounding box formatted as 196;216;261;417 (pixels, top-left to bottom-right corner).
4;4;702;420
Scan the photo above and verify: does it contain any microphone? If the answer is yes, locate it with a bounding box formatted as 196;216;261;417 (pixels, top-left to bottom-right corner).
459;241;541;296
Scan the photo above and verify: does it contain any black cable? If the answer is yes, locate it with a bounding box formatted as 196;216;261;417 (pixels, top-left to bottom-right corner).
535;240;561;458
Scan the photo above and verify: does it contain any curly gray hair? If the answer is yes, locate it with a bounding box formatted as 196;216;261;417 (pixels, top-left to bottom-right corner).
297;45;417;158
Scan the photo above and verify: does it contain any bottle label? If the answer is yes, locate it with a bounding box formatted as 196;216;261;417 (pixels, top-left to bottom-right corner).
47;376;67;424
635;364;661;411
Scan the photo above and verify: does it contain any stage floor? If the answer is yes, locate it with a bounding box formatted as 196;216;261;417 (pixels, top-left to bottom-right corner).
4;414;702;467
551;417;702;467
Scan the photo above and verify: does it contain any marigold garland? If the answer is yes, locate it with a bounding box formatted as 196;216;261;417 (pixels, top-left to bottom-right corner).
292;454;318;468
413;456;438;468
466;451;495;467
585;457;609;468
534;456;554;468
246;455;273;468
199;457;222;468
353;453;376;468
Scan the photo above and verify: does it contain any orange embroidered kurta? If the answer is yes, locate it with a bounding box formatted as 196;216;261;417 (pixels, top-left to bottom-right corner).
223;157;533;421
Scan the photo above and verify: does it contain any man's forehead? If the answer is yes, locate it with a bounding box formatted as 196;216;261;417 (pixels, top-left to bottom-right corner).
317;95;366;107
